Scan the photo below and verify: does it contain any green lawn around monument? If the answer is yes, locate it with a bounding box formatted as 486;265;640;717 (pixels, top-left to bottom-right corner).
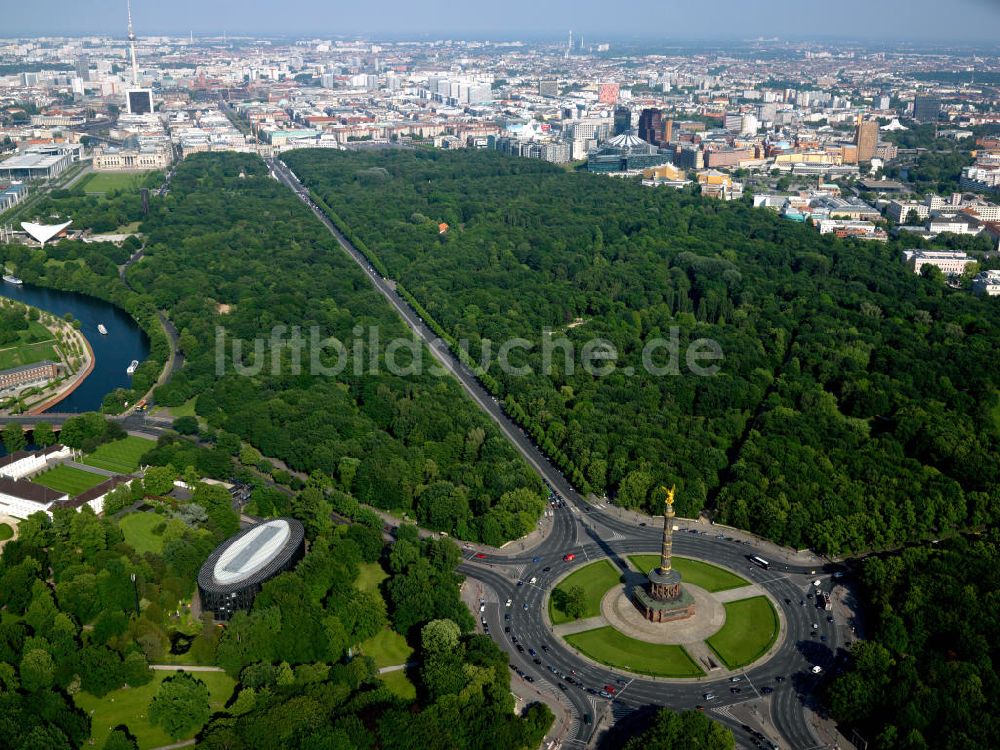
706;596;779;669
627;555;749;592
565;626;704;678
549;559;622;624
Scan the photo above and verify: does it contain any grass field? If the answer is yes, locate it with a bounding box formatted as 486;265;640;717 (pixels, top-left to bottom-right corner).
549;559;622;625
360;628;413;669
355;561;389;593
565;627;704;678
33;465;106;496
706;596;779;670
80;171;151;194
380;669;417;700
83;435;154;474
120;512;166;555
0;523;13;541
628;555;749;593
0;340;58;370
74;670;235;749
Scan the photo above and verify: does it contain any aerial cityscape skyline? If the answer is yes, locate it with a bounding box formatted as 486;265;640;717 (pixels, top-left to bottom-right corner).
0;2;998;749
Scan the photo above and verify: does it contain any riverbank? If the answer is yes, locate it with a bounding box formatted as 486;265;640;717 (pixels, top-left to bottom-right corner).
28;324;95;414
0;301;95;416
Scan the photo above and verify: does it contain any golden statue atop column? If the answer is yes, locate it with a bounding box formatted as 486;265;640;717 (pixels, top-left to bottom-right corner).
631;484;696;622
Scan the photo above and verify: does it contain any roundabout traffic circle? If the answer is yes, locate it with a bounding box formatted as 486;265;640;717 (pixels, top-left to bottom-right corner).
547;555;783;679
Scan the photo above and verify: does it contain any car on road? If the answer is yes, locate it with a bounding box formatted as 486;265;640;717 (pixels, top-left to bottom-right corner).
522;602;528;610
761;686;774;695
532;556;540;563
603;685;616;694
639;522;646;526
533;658;542;665
703;693;716;700
504;613;510;621
543;566;552;572
529;576;537;584
811;665;823;674
516;644;524;653
827;615;834;622
504;626;510;633
528;648;536;657
730;676;741;682
563;553;576;562
474;553;487;559
774;676;785;682
599;690;611;698
479;603;485;612
505;598;512;607
516;579;524;586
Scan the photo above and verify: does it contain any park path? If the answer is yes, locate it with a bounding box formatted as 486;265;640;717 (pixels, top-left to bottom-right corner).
377;662;417;674
65;460;115;477
552;615;606;637
149;740;194;750
149;664;225;672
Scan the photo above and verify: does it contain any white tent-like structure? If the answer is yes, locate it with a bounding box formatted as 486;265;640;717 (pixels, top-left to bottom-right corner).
21;220;71;248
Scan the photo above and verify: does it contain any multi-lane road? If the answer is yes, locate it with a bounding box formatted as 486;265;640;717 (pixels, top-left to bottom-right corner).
267;156;848;749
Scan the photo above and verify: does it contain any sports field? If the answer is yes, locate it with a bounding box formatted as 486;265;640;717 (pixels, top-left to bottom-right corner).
120;512;165;555
565;626;704;678
706;596;779;669
628;555;749;592
549;559;622;624
80;171;151;194
74;670;234;749
33;465;106;495
83;435;154;474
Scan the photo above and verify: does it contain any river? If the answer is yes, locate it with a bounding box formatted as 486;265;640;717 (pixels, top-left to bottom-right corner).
0;281;149;413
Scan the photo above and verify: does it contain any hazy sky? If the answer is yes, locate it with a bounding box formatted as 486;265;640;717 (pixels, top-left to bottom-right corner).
6;0;1000;42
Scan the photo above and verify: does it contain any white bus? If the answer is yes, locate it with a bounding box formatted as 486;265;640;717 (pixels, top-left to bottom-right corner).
750;555;770;570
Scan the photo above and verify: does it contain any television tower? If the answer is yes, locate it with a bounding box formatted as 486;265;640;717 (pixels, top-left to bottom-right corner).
126;0;139;86
566;30;572;58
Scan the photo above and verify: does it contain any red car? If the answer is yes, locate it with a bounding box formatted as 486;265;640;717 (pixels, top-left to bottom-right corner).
603;685;616;694
562;553;576;562
474;553;487;560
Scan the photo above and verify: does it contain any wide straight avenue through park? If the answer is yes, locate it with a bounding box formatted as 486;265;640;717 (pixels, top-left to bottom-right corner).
268;156;848;750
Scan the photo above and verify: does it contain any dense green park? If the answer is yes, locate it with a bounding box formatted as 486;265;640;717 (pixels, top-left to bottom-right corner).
284;147;1000;555
0;431;553;750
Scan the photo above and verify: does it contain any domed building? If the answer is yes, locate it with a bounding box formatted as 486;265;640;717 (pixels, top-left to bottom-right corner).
587;131;672;173
197;518;305;620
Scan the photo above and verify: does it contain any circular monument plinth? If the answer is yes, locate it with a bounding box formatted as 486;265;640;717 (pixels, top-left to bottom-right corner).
601;582;726;645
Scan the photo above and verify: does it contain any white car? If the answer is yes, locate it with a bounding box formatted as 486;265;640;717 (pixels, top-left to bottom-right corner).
528;576;537;585
813;579;822;587
505;598;512;607
479;603;485;613
811;665;823;674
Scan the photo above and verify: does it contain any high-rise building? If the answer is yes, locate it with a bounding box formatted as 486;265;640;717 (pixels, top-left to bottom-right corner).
663;118;673;144
913;96;941;123
613;106;632;136
855;119;879;162
75;55;90;82
598;83;620;105
724;112;743;131
638;108;664;146
538;80;559;97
